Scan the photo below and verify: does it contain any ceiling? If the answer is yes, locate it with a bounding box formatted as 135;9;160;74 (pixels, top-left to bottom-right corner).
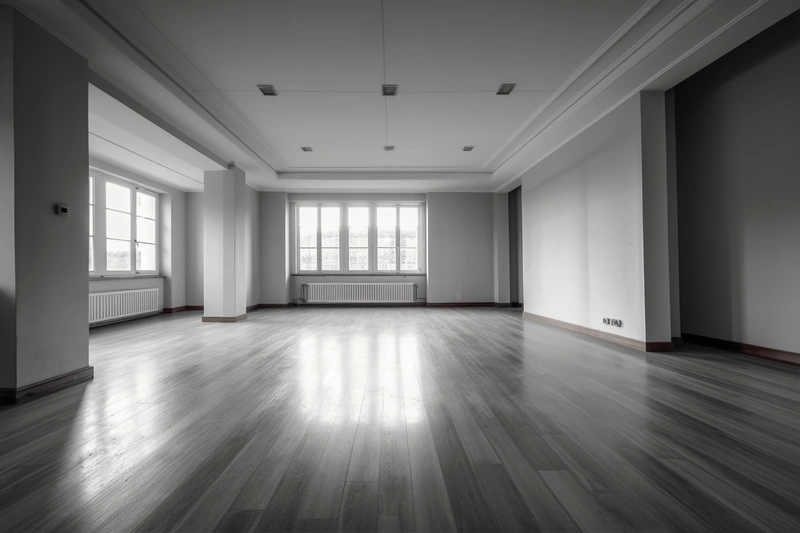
11;0;799;191
128;0;645;173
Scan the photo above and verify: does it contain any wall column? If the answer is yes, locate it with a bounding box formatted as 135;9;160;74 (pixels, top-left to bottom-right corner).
0;6;92;402
203;165;248;322
640;92;674;347
493;193;511;305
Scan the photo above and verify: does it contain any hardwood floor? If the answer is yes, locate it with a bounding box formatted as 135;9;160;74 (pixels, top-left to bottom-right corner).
0;307;798;533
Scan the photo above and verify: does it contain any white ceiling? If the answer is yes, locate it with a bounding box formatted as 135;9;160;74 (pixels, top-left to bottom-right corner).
12;0;798;192
128;0;647;172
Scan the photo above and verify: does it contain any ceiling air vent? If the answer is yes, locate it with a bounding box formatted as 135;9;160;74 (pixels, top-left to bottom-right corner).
382;84;398;96
463;146;474;152
257;84;278;96
384;145;395;151
301;146;313;152
496;83;516;95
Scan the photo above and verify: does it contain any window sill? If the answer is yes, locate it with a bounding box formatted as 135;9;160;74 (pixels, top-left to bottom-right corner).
90;274;165;281
291;273;425;277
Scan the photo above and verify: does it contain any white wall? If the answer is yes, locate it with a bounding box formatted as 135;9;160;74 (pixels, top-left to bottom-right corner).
185;192;204;307
260;192;290;305
675;12;800;353
1;8;90;388
427;192;494;304
521;96;647;342
245;184;260;307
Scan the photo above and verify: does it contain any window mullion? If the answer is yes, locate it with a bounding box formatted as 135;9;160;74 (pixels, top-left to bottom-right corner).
130;183;136;273
95;178;107;276
317;205;322;272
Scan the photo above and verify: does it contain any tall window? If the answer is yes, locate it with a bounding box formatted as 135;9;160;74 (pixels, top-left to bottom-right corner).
89;173;159;275
295;202;423;274
106;182;131;271
320;207;340;271
348;207;369;271
89;177;95;272
377;207;397;271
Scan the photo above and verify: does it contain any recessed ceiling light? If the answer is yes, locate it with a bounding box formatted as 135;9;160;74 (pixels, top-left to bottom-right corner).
301;146;313;152
382;84;398;96
496;83;516;95
257;84;278;96
463;146;474;152
384;145;395;151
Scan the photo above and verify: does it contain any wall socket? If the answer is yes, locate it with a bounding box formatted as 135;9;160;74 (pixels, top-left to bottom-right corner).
603;317;623;327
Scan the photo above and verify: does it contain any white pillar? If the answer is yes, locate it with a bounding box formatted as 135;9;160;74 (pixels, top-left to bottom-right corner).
640;92;673;347
203;165;248;321
493;193;511;305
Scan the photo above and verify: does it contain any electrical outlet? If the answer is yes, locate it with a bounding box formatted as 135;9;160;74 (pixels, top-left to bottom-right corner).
603;318;623;327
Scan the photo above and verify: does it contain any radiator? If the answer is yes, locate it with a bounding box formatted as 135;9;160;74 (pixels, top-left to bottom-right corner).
89;288;161;324
304;282;416;303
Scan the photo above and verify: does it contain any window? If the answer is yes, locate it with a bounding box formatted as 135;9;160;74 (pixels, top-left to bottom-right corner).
348;207;369;271
89;177;94;272
294;202;424;274
89;172;159;276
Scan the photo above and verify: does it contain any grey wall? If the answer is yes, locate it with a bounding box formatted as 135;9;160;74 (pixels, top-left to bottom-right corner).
493;193;511;304
3;8;90;387
0;7;16;389
260;192;290;305
185;192;204;307
521;96;647;342
427;193;494;304
675;12;800;353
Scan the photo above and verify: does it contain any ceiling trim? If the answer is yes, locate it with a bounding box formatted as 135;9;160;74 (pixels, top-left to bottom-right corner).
62;0;280;178
491;0;799;191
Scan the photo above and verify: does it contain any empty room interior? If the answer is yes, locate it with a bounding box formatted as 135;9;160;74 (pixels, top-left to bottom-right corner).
1;1;799;532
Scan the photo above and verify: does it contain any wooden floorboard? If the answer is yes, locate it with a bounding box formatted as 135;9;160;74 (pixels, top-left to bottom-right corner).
0;307;797;533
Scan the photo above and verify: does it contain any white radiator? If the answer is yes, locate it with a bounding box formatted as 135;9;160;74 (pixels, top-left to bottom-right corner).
89;288;161;324
305;282;416;303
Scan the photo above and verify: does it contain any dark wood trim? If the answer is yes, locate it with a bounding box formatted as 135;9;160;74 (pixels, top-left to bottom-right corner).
246;304;260;313
671;337;684;346
427;302;496;308
645;342;675;352
0;366;94;405
683;333;800;366
202;314;248;323
185;306;204;311
258;303;292;308
301;302;426;308
163;306;186;314
495;303;513;308
523;312;647;351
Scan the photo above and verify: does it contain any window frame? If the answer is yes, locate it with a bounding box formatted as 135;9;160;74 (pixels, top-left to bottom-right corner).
292;201;425;275
89;171;160;277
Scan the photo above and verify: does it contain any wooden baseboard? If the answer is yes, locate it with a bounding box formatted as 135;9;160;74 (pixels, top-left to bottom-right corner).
522;312;673;352
163;306;186;314
427;302;496;308
683;333;799;366
246;304;260;313
202;314;248;323
258;303;292;309
185;305;204;311
0;366;95;405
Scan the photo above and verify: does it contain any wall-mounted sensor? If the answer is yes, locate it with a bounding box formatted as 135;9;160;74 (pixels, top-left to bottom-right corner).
54;205;69;216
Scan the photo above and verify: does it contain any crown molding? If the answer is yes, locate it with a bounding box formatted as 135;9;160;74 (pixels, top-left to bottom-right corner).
490;0;800;188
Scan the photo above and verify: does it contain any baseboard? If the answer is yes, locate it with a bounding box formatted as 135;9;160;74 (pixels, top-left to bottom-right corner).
523;312;668;352
682;333;799;366
163;306;186;314
258;303;292;309
89;311;163;328
427;302;496;308
495;303;513;308
0;366;95;405
246;304;260;313
202;314;248;323
301;302;426;307
185;305;204;311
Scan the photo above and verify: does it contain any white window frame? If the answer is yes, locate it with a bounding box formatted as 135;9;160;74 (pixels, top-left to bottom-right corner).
292;201;425;275
89;171;160;277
